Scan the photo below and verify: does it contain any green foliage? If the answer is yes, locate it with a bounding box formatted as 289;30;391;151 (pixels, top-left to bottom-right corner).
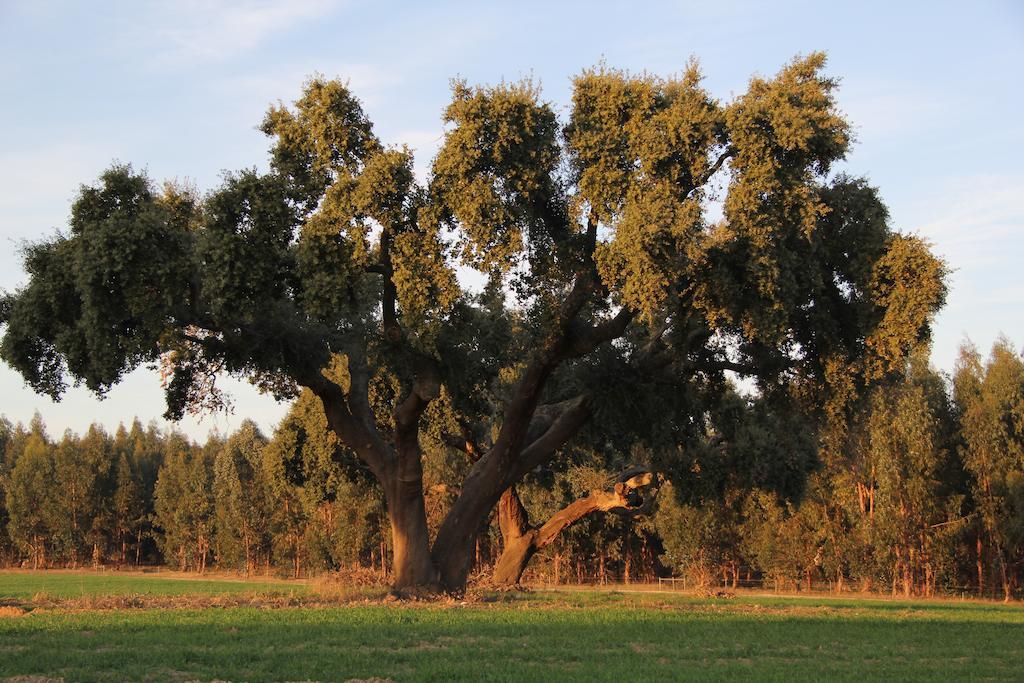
568;62;723;317
0;55;945;444
656;481;740;585
0;418;16;562
262;390;389;574
1;166;191;400
739;490;820;589
432;79;563;270
198;171;295;321
111;449;145;564
47;427;113;566
261;76;380;209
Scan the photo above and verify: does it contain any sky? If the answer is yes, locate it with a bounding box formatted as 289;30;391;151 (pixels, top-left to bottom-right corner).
0;0;1021;441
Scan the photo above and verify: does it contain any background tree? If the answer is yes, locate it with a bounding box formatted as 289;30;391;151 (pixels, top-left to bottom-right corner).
111;447;145;567
5;419;52;568
213;420;273;574
0;54;946;591
0;417;15;564
153;433;214;572
657;483;742;589
1;342;1019;597
47;426;114;567
954;338;1024;600
866;354;963;596
122;419;167;565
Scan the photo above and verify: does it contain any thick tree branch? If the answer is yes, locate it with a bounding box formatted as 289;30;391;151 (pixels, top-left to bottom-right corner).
343;340;376;432
300;368;393;478
492;467;661;586
534;469;656;549
498;486;531;541
394;356;442;443
570;307;634;357
515;394;592;481
694;356;793;378
442;419;487;462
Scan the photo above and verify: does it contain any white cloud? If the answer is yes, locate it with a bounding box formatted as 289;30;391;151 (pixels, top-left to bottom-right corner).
148;0;345;66
906;173;1024;371
223;61;399;107
911;174;1024;270
839;82;954;143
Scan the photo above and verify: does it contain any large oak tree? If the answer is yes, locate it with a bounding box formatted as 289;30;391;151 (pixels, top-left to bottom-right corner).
0;54;945;591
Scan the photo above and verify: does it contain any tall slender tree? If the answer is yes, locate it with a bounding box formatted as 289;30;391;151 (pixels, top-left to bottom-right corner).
213;420;273;574
154;433;214;572
111;448;145;567
6;423;52;568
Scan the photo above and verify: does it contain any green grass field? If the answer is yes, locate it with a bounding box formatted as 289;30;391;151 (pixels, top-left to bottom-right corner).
0;570;305;601
1;572;1022;681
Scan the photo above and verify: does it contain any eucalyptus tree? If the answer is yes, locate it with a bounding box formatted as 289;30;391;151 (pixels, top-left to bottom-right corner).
213;420;273;574
0;53;945;591
153;434;214;572
111;448;145;567
49;426;113;567
954;339;1024;600
5;424;53;568
0;418;14;564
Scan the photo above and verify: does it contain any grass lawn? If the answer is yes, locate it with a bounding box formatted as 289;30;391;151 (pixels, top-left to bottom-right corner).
1;572;1022;681
0;569;306;601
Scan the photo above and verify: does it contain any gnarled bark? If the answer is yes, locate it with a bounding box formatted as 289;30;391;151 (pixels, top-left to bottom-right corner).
492;467;661;587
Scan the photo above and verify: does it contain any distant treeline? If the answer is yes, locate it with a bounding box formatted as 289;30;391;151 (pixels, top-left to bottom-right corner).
0;339;1021;599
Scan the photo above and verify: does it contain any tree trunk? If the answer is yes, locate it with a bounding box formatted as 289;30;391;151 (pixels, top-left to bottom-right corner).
492;469;658;587
244;535;252;577
623;534;631;585
430;391;594;591
385;483;438;589
431;446;520;590
977;534;984;597
383;430;440;591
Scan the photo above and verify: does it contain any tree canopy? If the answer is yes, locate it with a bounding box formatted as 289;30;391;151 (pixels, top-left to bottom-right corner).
0;53;946;591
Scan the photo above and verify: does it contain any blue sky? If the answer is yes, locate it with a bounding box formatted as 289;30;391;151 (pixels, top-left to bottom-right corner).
1;0;1021;440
